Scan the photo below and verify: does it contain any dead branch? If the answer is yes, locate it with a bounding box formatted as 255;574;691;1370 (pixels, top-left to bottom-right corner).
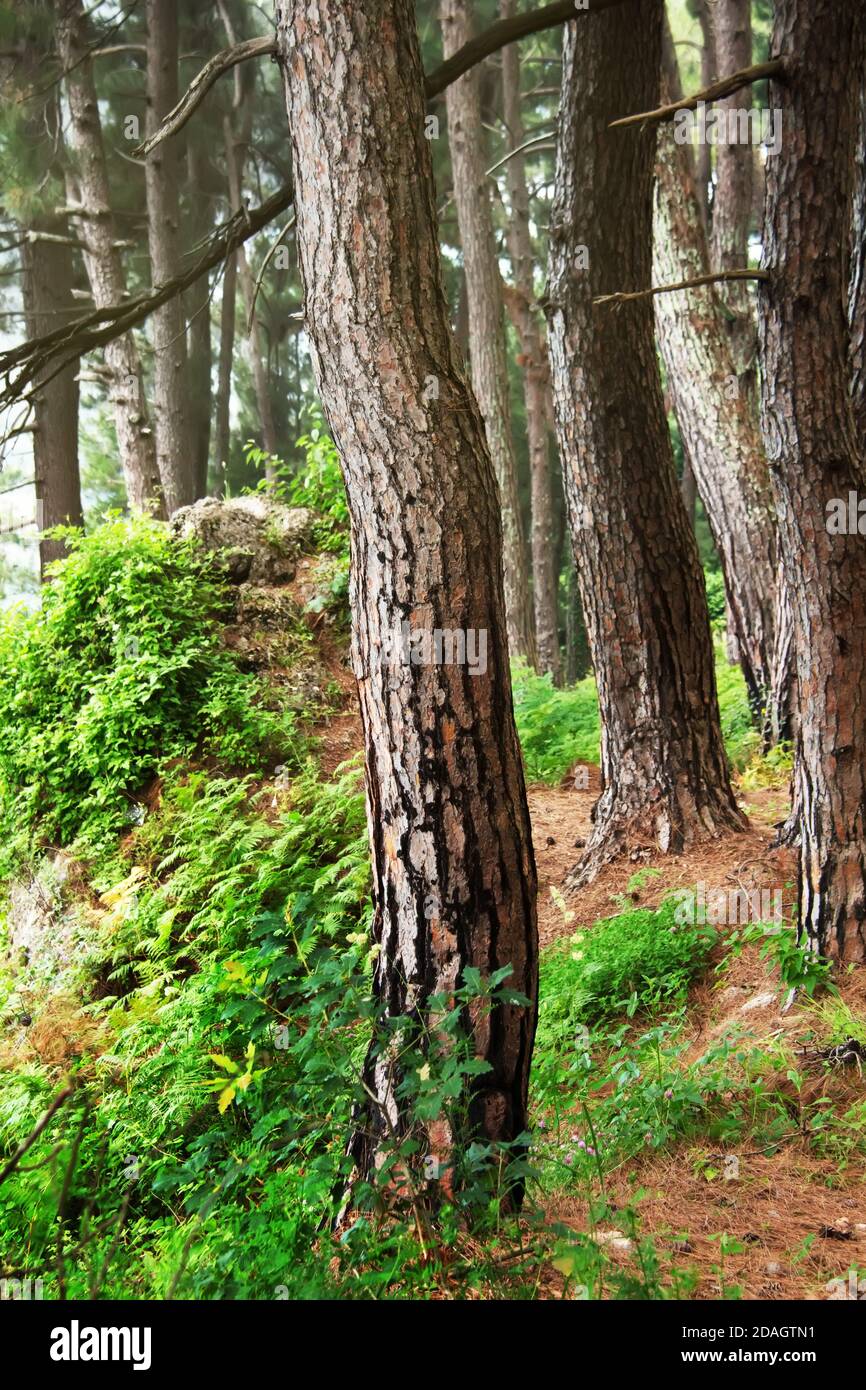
609;59;786;130
594;269;769;306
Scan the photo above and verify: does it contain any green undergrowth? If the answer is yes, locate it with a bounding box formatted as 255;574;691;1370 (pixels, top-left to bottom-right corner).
0;519;853;1301
513;637;782;785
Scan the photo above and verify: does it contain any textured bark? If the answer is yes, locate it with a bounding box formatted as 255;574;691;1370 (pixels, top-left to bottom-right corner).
21;229;84;577
758;0;866;963
440;0;535;665
547;1;745;883
55;0;162;514
278;0;538;1187
501;0;561;684
709;0;757;388
850;79;866;444
145;0;194;514
654;29;784;740
185;140;213;498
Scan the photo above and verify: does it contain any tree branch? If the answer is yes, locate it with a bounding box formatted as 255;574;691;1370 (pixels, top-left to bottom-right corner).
609;59;786;129
132;35;274;157
136;0;628;158
593;269;769;306
0;184;294;414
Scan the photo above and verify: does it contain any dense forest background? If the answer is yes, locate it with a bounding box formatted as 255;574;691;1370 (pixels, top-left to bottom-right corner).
0;0;864;1309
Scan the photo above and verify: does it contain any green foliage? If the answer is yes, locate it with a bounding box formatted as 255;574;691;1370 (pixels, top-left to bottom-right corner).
513;645;757;783
704;569;727;630
0;517;291;863
511;662;600;781
539;886;718;1034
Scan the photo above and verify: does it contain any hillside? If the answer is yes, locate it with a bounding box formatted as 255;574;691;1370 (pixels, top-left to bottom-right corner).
1;509;863;1302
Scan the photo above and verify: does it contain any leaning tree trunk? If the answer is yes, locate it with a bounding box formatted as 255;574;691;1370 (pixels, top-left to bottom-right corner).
547;0;745;883
654;25;785;741
758;0;866;964
709;0;757;392
439;0;535;665
500;0;561;685
21;228;84;578
145;0;194;514
277;0;538;1192
55;0;162;515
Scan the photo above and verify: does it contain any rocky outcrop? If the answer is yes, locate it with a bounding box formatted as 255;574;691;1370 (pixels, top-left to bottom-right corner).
170;495;318;585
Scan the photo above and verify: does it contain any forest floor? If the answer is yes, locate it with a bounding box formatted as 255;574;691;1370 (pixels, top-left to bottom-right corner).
529;776;866;1301
312;687;866;1300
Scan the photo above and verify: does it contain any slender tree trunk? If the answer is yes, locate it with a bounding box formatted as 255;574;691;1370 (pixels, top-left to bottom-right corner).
439;0;535;665
214;244;237;488
185;141;213;498
501;0;561;685
223;113;279;475
758;0;866;963
145;0;194;514
547;0;745;883
21;229;83;578
680;454;697;528
277;0;538;1190
690;0;715;231
55;0;162;514
709;0;757;391
654;25;784;739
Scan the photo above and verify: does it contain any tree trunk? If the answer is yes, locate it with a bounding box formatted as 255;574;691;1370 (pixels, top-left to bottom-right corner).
501;0;561;685
277;0;538;1191
21;229;84;578
185;141;213;498
214;243;237;488
850;79;866;444
758;0;866;964
145;0;194;514
55;0;162;515
680;454;697;528
690;0;715;231
654;26;784;739
547;0;745;883
439;0;535;665
223;112;279;476
709;0;757;392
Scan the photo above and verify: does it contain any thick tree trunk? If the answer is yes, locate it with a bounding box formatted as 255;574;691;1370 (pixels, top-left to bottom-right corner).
21;229;83;578
547;1;745;883
850;80;866;444
654;28;783;739
185;141;213;498
758;0;866;964
501;0;561;685
145;0;194;514
709;0;757;391
278;0;538;1194
439;0;535;665
56;0;162;515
